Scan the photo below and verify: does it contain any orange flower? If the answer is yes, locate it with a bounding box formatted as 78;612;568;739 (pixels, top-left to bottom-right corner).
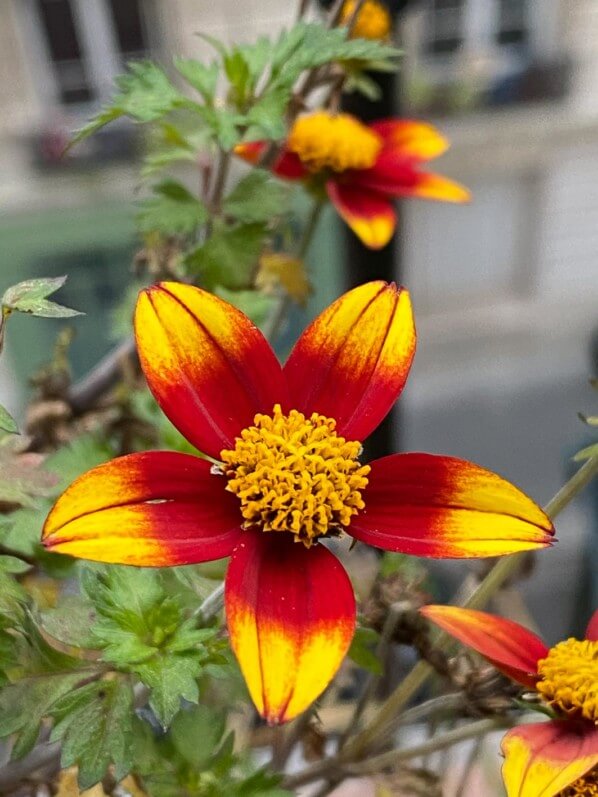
421;606;598;797
236;113;470;249
340;0;392;41
43;282;553;725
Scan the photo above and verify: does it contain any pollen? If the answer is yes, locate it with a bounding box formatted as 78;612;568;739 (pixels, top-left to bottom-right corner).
220;404;370;547
340;0;392;41
559;768;598;796
287;112;382;173
536;638;598;723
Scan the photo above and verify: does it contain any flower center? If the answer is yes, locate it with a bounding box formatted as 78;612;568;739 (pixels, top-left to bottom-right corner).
340;0;392;41
287;112;382;173
536;638;598;723
220;404;370;547
559;768;598;796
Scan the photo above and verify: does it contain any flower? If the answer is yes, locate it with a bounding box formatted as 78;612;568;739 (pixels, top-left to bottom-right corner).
43;281;554;725
420;605;598;797
340;0;392;41
236;113;470;249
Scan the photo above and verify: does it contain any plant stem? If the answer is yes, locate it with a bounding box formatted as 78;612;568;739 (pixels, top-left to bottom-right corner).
343;454;598;757
283;717;511;789
262;200;324;342
193;582;225;621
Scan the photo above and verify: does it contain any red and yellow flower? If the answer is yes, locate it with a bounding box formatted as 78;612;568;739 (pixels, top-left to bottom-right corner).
237;113;470;249
421;605;598;797
43;281;553;724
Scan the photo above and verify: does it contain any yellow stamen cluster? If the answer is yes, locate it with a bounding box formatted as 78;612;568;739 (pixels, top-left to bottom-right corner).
220;404;370;547
536;639;598;723
559;768;598;796
340;0;392;41
287;112;382;173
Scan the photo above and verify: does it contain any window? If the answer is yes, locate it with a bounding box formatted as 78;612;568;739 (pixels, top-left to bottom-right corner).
426;0;465;56
36;0;93;104
107;0;148;64
33;0;150;107
497;0;528;46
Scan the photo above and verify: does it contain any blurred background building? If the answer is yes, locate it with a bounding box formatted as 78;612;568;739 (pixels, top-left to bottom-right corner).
0;0;597;637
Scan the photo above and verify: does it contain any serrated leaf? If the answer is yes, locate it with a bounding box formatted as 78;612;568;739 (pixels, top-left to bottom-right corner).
71;61;188;146
0;672;86;758
173;57;219;103
2;276;82;319
186;222;268;289
0;405;17;434
51;679;134;789
136;655;202;727
244;89;289;140
137;180;208;235
223;173;288;223
40;597;99;650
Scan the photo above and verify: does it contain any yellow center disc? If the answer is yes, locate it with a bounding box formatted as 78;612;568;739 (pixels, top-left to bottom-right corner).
537;638;598;723
558;767;598;796
287;112;382;173
220;404;370;547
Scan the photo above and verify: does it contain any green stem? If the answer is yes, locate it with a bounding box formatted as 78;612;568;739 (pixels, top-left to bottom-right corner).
262;200;324;342
343;454;598;757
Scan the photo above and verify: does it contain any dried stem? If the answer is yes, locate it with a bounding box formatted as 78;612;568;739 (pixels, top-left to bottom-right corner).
283;717;511;789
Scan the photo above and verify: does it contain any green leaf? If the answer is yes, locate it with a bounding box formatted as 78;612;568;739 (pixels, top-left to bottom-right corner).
137;180;208;235
2;276;82;318
223;173;288;223
186;222;268;289
244;89;289;141
348;626;382;675
0;405;17;434
573;442;598;462
136;655;202;727
40;597;99;650
170;704;226;768
82;567;220;727
0;555;31;575
51;679;134;789
71;61;187;145
173;57;219;103
0;671;85;758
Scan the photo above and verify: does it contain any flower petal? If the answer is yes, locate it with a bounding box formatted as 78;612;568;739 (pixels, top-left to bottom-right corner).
502;721;598;797
284;281;415;442
353;152;470;203
408;171;471;203
370;119;449;161
420;606;548;687
225;533;356;724
234;141;307;179
586;609;598;642
135;282;287;459
326;181;396;249
349;453;555;558
42;452;242;565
